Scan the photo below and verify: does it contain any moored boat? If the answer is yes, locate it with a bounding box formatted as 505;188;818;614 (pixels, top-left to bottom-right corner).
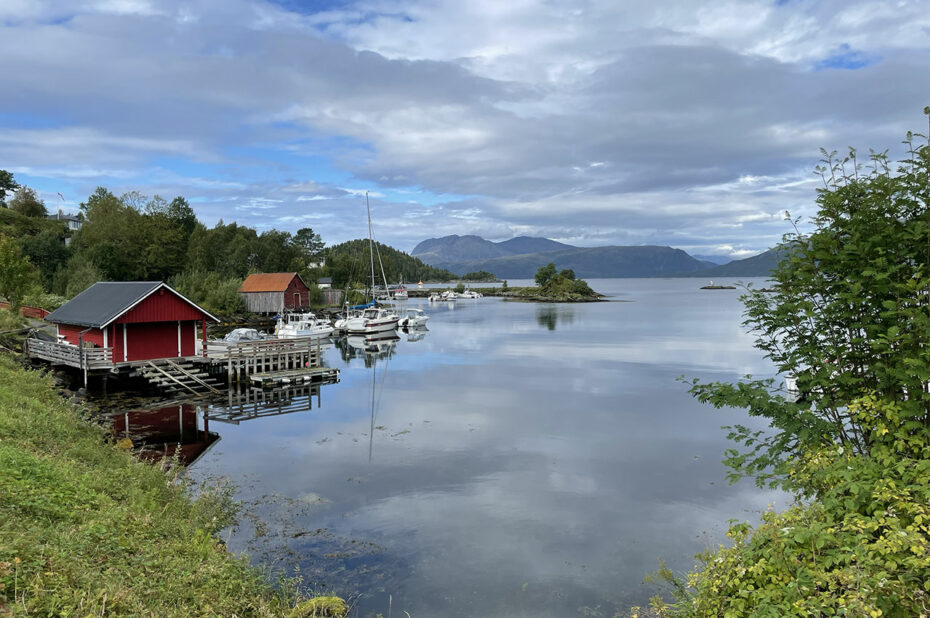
275;312;334;339
345;307;400;335
397;307;429;328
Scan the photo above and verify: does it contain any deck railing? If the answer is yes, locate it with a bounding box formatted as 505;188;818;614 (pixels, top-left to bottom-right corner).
25;338;113;370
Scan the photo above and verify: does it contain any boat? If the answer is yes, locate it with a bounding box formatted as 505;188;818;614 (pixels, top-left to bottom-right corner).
343;192;400;335
275;312;334;339
393;284;408;301
440;290;458;301
428;293;441;302
397;307;429;328
345;306;400;334
459;289;482;299
205;327;270;353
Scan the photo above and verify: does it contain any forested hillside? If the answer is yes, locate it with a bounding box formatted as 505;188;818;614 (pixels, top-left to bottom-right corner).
0;178;329;314
327;239;457;287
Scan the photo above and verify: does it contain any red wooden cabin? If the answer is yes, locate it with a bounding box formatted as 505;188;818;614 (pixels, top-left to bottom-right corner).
239;272;311;313
44;281;219;364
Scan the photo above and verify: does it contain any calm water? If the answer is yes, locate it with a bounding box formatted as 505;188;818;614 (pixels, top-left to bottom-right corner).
185;277;783;617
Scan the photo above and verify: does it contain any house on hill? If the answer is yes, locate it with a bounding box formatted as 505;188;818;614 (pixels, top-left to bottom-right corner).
239;272;310;314
41;281;218;364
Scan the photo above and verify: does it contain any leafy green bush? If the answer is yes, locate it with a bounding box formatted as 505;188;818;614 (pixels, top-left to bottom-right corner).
20;292;67;311
0;308;27;332
641;396;930;617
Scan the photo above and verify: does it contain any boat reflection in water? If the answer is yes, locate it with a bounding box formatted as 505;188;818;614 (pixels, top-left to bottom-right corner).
109;402;219;466
334;333;400;366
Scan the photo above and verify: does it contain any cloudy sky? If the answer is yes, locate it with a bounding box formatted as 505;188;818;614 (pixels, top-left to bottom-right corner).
2;0;929;257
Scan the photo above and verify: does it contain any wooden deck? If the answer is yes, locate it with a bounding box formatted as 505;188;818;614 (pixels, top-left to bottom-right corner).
26;335;337;393
25;338;113;370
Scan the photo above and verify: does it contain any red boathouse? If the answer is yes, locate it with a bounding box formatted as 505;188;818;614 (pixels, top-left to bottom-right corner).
44;281;219;364
239;272;311;314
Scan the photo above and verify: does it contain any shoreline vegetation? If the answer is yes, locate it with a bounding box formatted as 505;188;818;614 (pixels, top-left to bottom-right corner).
0;341;347;617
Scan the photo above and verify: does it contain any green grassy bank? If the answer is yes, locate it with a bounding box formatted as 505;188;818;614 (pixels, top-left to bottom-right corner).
0;350;345;616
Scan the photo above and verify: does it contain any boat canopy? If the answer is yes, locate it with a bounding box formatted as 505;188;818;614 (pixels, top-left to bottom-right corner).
348;300;377;310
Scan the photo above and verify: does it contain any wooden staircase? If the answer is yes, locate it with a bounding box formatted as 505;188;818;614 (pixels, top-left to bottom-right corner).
139;359;223;396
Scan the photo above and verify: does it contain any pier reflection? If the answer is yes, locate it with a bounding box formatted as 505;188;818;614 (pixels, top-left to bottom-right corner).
210;382;330;424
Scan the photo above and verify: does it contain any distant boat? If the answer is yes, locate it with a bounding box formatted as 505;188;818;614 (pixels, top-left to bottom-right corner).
700;280;736;290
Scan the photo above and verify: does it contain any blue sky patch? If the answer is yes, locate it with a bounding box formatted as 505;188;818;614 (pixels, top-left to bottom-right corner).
814;44;880;71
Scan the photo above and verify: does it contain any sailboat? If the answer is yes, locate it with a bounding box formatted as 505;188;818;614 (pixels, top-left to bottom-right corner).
392;279;408;301
345;192;400;335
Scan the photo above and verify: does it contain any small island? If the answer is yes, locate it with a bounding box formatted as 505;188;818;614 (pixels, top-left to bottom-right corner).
509;263;605;302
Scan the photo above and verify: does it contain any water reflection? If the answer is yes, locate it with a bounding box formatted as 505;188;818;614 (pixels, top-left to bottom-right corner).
186;279;785;617
211;383;329;424
535;305;575;330
108;402;219;466
335;334;400;365
403;327;428;342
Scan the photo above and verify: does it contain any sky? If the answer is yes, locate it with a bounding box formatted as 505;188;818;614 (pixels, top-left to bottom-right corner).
2;0;929;258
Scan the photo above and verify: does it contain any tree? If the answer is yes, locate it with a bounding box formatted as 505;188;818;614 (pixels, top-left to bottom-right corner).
167;196;197;235
0;169;18;206
293;227;325;264
534;262;557;287
8;186;47;218
558;268;576;280
21;229;70;289
688;111;930;487
0;235;37;311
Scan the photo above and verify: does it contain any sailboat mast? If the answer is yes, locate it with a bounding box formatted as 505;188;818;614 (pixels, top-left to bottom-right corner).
366;192;376;300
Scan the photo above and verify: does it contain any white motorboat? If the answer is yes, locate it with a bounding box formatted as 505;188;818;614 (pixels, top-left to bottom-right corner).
206;328;268;352
345;307;399;335
440;290;458;301
275;312;334;339
459;290;482;299
397;307;429;328
393;285;408;300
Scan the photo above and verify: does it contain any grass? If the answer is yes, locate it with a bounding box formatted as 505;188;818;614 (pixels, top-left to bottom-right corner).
0;352;346;616
0;308;27;334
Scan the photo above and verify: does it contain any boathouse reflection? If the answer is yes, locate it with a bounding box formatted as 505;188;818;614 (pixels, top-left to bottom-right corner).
110;402;219;466
109;378;339;464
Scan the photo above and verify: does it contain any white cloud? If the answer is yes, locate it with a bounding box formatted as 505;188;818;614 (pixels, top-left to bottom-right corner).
0;0;927;254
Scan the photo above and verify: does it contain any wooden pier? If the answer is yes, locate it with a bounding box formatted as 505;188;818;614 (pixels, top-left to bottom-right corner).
220;336;331;385
26;334;339;395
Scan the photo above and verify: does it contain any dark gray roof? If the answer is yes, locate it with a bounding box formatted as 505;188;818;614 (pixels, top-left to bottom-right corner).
45;282;200;328
318;277;332;283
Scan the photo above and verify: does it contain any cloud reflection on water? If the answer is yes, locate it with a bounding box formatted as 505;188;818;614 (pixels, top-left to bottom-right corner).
189;278;787;616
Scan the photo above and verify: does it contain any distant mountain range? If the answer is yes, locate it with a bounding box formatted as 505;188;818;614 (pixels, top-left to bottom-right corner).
410;235;780;279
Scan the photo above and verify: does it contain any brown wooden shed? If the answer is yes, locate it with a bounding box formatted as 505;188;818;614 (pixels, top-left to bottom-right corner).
239;272;310;314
